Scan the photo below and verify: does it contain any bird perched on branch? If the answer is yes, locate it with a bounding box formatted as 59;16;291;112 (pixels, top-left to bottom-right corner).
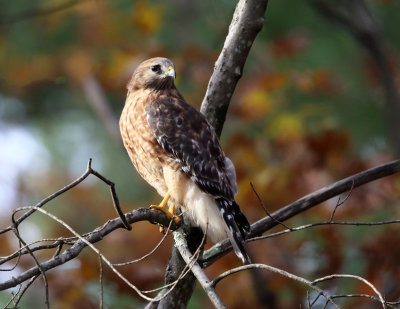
120;57;250;263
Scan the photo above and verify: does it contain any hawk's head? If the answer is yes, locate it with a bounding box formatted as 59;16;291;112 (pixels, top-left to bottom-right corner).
129;57;176;91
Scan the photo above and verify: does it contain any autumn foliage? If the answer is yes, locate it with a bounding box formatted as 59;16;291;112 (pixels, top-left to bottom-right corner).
0;0;399;308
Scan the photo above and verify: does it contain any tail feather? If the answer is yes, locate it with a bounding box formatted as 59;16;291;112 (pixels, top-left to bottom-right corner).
215;197;251;264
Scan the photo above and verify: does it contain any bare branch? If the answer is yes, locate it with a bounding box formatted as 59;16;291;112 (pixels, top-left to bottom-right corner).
329;180;354;222
249;219;400;243
5;206;185;302
3;282;22;309
86;159;131;230
174;228;226;309
1;158;398;306
331;294;399;309
202;159;400;266
113;218;174;266
200;0;269;136
99;255;104;309
210;264;339;309
10;222;50;308
250;182;293;231
313;274;386;309
0;206;177;292
0;158;131;236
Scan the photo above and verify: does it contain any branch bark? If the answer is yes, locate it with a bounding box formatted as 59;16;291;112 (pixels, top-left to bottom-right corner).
174;230;226;309
202;159;400;266
0;208;175;291
200;0;269;136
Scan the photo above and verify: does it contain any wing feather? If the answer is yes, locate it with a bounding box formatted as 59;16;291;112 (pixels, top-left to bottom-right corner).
145;96;235;199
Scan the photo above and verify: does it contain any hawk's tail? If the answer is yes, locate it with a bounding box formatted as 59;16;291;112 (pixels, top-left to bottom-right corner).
215;197;251;264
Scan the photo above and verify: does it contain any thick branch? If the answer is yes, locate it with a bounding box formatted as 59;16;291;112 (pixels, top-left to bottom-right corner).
147;226;203;309
200;0;269;136
174;230;226;309
0;208;176;291
202;159;400;266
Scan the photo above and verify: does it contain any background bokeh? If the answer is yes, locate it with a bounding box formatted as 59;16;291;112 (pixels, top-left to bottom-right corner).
1;0;399;308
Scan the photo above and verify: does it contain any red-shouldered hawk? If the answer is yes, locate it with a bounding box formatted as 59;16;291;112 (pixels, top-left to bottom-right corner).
120;57;250;263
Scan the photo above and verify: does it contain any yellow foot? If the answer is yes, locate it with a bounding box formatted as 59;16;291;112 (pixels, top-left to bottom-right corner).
150;192;181;226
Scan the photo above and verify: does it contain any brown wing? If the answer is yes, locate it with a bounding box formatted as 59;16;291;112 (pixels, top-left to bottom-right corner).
145;96;235;199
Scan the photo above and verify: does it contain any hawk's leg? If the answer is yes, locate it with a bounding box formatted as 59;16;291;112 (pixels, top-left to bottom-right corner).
150;192;180;224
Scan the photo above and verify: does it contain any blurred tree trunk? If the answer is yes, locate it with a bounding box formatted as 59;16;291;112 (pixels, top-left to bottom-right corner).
308;0;400;156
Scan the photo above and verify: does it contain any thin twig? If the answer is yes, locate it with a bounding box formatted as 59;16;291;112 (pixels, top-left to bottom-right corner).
3;283;21;309
0;159;131;236
10;225;50;309
0;160;92;236
141;229;206;295
13;275;40;309
0;207;176;291
331;294;398;309
313;274;386;309
174;228;226;309
309;291;323;308
99;254;103;309
329;179;354;222
113;218;174;266
202;159;400;266
88;160;131;230
248;219;400;243
250;182;293;230
210;263;339;309
0;238;75;267
5;206;184;303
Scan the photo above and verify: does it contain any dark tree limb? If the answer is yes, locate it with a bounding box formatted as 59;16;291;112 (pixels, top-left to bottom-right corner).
0;158;131;237
200;0;269;137
0;208;177;291
308;0;400;155
1;159;398;301
202;159;400;266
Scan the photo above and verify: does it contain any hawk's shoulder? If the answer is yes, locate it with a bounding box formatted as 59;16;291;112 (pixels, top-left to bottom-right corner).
145;95;236;199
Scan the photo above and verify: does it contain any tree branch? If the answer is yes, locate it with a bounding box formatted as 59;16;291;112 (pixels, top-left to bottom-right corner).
202;159;400;266
174;229;226;309
0;207;176;291
200;0;269;136
0;158;131;236
210;264;339;309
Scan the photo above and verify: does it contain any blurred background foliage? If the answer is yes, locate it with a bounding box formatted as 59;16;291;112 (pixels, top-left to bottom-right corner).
0;0;399;308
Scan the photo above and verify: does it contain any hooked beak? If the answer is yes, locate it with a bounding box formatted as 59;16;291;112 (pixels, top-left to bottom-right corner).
165;65;176;79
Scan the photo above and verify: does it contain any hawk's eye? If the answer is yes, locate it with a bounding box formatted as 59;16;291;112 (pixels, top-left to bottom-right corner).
150;65;161;73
